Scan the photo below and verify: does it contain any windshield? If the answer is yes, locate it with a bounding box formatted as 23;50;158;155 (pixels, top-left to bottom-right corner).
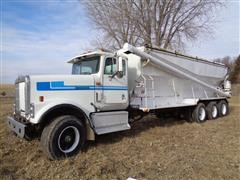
72;56;100;75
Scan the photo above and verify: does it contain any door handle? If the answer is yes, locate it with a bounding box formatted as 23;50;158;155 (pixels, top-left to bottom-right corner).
96;92;101;102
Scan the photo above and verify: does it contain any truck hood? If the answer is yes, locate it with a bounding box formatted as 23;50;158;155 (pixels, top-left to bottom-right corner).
29;75;95;91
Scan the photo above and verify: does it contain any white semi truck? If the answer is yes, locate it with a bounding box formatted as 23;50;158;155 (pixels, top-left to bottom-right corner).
7;43;231;159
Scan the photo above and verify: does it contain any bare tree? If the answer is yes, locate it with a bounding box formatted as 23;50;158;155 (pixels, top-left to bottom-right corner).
81;0;222;50
214;56;234;69
230;55;240;84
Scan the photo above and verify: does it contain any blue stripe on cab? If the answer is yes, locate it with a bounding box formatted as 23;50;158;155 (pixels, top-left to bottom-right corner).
37;82;51;91
36;81;128;91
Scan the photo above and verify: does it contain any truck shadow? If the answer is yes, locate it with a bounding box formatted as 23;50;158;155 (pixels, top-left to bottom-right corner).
84;115;189;150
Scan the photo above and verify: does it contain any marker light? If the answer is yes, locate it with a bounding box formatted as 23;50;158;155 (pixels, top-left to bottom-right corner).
39;96;44;102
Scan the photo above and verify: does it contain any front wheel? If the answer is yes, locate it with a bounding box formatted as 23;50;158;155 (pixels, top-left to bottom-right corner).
41;115;86;160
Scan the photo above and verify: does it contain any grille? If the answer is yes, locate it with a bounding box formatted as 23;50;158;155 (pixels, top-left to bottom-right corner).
14;76;30;115
15;83;20;112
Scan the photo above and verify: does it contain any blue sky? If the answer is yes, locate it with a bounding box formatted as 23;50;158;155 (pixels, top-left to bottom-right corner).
1;0;240;83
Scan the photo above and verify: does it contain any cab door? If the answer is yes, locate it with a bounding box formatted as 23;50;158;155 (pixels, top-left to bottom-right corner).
102;57;128;110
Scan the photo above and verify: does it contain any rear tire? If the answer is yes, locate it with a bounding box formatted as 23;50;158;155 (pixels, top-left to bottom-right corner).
40;115;86;160
217;100;229;117
192;103;207;123
206;101;218;120
184;108;194;122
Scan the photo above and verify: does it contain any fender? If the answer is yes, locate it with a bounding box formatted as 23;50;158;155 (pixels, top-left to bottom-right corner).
30;99;95;124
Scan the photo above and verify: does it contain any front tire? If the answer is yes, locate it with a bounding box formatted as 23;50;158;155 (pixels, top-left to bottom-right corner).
41;115;86;160
184;107;194;122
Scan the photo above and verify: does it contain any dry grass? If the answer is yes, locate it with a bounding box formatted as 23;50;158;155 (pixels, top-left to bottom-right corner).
0;84;14;97
0;84;14;92
0;85;239;179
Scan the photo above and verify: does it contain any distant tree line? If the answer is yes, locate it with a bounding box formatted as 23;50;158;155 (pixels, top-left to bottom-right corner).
230;56;240;84
214;56;240;84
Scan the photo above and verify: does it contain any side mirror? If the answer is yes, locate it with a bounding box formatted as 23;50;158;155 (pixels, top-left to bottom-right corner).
118;57;123;72
109;57;124;79
117;57;124;78
110;71;123;79
110;57;123;79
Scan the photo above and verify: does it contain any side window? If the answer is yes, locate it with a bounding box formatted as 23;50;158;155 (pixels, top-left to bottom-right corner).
104;58;117;75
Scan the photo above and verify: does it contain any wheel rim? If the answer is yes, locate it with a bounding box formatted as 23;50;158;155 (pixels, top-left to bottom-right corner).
212;105;218;118
221;104;227;115
58;126;80;153
198;107;206;121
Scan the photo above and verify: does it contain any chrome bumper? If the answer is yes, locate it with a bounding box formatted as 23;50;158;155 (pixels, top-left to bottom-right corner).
7;116;26;138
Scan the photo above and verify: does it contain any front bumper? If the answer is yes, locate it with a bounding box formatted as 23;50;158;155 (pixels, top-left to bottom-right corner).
7;116;26;138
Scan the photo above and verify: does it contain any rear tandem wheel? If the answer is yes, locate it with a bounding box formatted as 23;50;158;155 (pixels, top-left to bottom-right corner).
206;101;218;120
217;100;229;117
192;103;207;123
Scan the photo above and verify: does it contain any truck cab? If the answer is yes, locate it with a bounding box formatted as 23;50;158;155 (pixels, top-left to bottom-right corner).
7;50;131;159
69;50;129;111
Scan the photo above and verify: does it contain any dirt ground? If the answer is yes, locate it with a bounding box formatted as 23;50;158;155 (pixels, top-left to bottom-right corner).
0;85;239;180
